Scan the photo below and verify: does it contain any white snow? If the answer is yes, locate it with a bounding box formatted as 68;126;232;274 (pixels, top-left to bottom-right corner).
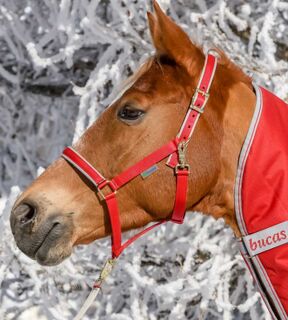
0;0;287;319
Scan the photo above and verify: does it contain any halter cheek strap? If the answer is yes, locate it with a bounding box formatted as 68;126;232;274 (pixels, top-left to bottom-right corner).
62;53;217;259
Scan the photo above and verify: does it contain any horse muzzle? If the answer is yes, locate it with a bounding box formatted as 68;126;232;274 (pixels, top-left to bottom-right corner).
10;202;74;266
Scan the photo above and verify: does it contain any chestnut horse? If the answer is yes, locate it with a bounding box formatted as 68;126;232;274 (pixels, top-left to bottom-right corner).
10;1;255;268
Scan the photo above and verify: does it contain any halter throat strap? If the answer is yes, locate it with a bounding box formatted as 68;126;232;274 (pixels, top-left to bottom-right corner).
62;53;218;258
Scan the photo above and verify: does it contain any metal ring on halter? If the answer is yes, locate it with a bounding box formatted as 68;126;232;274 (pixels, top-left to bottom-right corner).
97;180;117;201
207;48;221;59
175;164;190;174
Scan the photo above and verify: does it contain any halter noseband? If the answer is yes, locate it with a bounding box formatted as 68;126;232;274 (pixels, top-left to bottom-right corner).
62;53;217;259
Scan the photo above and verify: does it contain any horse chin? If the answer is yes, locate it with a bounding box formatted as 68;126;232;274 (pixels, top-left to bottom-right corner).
35;241;72;266
34;222;74;266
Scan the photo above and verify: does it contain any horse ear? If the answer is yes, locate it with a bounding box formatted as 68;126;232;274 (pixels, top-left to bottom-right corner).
147;1;203;71
147;11;156;40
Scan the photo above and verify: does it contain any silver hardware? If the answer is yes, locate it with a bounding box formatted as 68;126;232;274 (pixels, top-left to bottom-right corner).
207;48;220;59
73;258;117;320
97;181;117;200
195;88;210;98
98;258;117;281
190;88;210;114
175;141;190;173
190;105;204;114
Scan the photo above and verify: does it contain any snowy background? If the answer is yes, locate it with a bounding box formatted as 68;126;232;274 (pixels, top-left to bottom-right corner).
0;0;287;319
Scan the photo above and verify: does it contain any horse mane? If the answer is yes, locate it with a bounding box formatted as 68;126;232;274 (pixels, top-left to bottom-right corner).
214;48;252;87
118;57;155;94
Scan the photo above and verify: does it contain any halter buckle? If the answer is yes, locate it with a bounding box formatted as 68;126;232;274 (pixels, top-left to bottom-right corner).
190;105;204;114
190;88;210;114
195;88;210;98
97;180;117;200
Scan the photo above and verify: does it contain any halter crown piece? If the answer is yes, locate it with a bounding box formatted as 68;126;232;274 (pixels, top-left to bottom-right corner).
62;52;218;320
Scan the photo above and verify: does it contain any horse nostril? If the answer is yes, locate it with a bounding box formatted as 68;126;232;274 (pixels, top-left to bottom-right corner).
13;203;37;226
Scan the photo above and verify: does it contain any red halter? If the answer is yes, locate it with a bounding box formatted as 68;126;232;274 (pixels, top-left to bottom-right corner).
62;53;217;258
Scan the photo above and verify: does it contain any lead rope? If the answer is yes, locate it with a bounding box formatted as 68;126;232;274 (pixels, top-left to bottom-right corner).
73;258;117;320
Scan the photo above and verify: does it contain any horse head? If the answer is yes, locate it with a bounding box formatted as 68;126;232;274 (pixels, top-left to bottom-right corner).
10;1;255;266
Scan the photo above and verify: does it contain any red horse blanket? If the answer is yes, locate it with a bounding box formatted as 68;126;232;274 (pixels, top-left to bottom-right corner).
235;84;288;319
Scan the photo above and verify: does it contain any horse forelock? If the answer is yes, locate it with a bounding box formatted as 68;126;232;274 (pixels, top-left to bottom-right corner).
109;57;155;107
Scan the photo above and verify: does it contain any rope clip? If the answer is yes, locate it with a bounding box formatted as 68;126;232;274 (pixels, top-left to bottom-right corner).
175;141;190;173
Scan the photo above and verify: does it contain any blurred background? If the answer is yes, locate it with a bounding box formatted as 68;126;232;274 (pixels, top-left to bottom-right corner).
0;0;287;319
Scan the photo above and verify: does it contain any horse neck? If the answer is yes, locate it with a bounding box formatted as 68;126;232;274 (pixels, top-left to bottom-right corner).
190;77;256;236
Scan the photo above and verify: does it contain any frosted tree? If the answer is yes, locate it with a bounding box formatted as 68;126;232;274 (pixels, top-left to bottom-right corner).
0;0;287;319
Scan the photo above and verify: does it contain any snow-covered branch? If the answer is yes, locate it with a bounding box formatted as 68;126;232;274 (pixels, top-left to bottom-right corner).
0;1;287;319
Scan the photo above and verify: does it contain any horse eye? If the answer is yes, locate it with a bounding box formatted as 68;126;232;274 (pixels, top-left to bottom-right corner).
117;105;145;122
